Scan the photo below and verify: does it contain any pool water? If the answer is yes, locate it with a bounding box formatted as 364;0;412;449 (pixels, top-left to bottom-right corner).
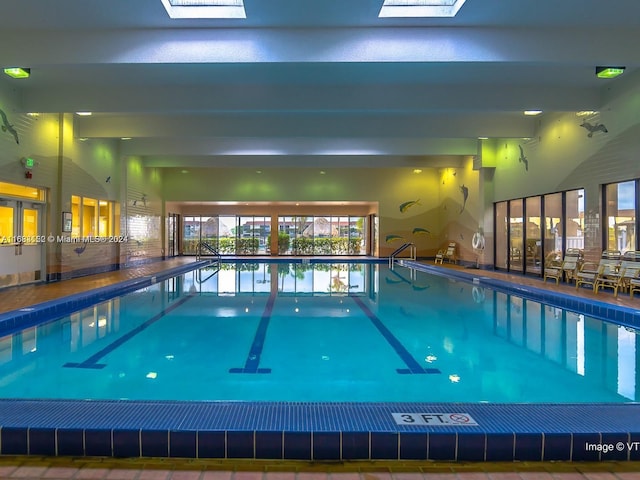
0;262;636;403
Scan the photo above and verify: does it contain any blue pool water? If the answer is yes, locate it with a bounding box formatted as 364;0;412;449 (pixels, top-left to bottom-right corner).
0;261;637;404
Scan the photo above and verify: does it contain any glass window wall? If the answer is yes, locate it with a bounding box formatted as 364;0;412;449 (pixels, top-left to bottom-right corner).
605;181;636;253
182;214;364;256
70;195;119;239
525;196;542;274
495;202;508;269
509;199;524;272
565;189;585;251
495;188;586;275
544;193;562;264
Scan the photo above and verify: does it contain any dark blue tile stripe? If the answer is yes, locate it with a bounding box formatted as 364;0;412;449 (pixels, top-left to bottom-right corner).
350;295;440;374
64;293;196;369
229;290;275;374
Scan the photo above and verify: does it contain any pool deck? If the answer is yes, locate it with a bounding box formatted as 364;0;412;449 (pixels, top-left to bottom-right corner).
1;257;640;474
1;457;640;480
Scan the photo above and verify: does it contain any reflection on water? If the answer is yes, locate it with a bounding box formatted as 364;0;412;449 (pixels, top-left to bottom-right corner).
0;262;637;402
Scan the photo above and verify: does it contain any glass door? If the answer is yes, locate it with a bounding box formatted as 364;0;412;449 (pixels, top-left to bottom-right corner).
525;196;542;275
167;213;179;257
0;200;45;287
509;199;524;272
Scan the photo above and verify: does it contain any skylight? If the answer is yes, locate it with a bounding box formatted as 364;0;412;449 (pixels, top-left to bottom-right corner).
379;0;468;18
160;0;246;19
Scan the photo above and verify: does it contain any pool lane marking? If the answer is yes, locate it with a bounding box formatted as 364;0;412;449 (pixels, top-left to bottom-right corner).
229;290;275;374
350;295;440;375
64;293;196;370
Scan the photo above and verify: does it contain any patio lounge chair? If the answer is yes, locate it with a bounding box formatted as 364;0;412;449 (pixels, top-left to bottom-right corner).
561;248;583;283
543;248;582;284
617;250;640;294
435;242;457;264
630;274;640;299
443;242;457;264
576;250;621;292
543;252;563;284
593;263;624;296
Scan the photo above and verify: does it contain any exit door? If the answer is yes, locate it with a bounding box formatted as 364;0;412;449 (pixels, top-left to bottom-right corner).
0;200;45;288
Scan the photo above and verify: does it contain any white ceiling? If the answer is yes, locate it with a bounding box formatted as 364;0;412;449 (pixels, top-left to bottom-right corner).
1;0;639;168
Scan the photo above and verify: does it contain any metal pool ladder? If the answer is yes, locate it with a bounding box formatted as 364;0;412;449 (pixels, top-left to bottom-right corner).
389;242;416;268
196;241;222;265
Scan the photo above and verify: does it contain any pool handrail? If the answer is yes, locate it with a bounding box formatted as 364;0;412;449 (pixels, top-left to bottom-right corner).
389;242;416;268
196;241;222;265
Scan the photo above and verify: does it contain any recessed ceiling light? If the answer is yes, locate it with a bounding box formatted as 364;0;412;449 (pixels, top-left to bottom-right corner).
413;169;423;174
160;0;246;19
121;137;132;140
3;67;30;79
320;171;326;175
596;66;625;79
379;0;467;18
181;169;189;174
76;112;92;116
524;110;542;116
478;137;488;140
256;170;262;174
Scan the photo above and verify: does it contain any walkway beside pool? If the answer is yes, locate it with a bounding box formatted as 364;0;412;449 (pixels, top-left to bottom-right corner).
1;457;640;480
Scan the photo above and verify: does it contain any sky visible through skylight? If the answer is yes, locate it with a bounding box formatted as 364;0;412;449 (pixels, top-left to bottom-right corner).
161;0;245;18
379;0;468;17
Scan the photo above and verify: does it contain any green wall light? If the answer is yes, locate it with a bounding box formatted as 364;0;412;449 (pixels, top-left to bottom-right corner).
4;67;31;79
24;158;35;169
596;66;625;79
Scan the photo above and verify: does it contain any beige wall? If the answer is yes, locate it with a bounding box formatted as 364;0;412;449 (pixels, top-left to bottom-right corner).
162;164;480;260
0;86;164;280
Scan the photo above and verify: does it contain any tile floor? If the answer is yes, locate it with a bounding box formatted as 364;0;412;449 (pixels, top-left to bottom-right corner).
1;457;640;480
1;257;640;477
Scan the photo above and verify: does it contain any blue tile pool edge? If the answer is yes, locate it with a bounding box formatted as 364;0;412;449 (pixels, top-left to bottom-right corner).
400;260;640;330
1;400;640;461
2;258;640;461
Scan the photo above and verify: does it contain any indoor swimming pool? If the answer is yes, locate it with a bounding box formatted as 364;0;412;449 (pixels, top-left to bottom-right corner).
1;260;640;462
0;261;637;404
